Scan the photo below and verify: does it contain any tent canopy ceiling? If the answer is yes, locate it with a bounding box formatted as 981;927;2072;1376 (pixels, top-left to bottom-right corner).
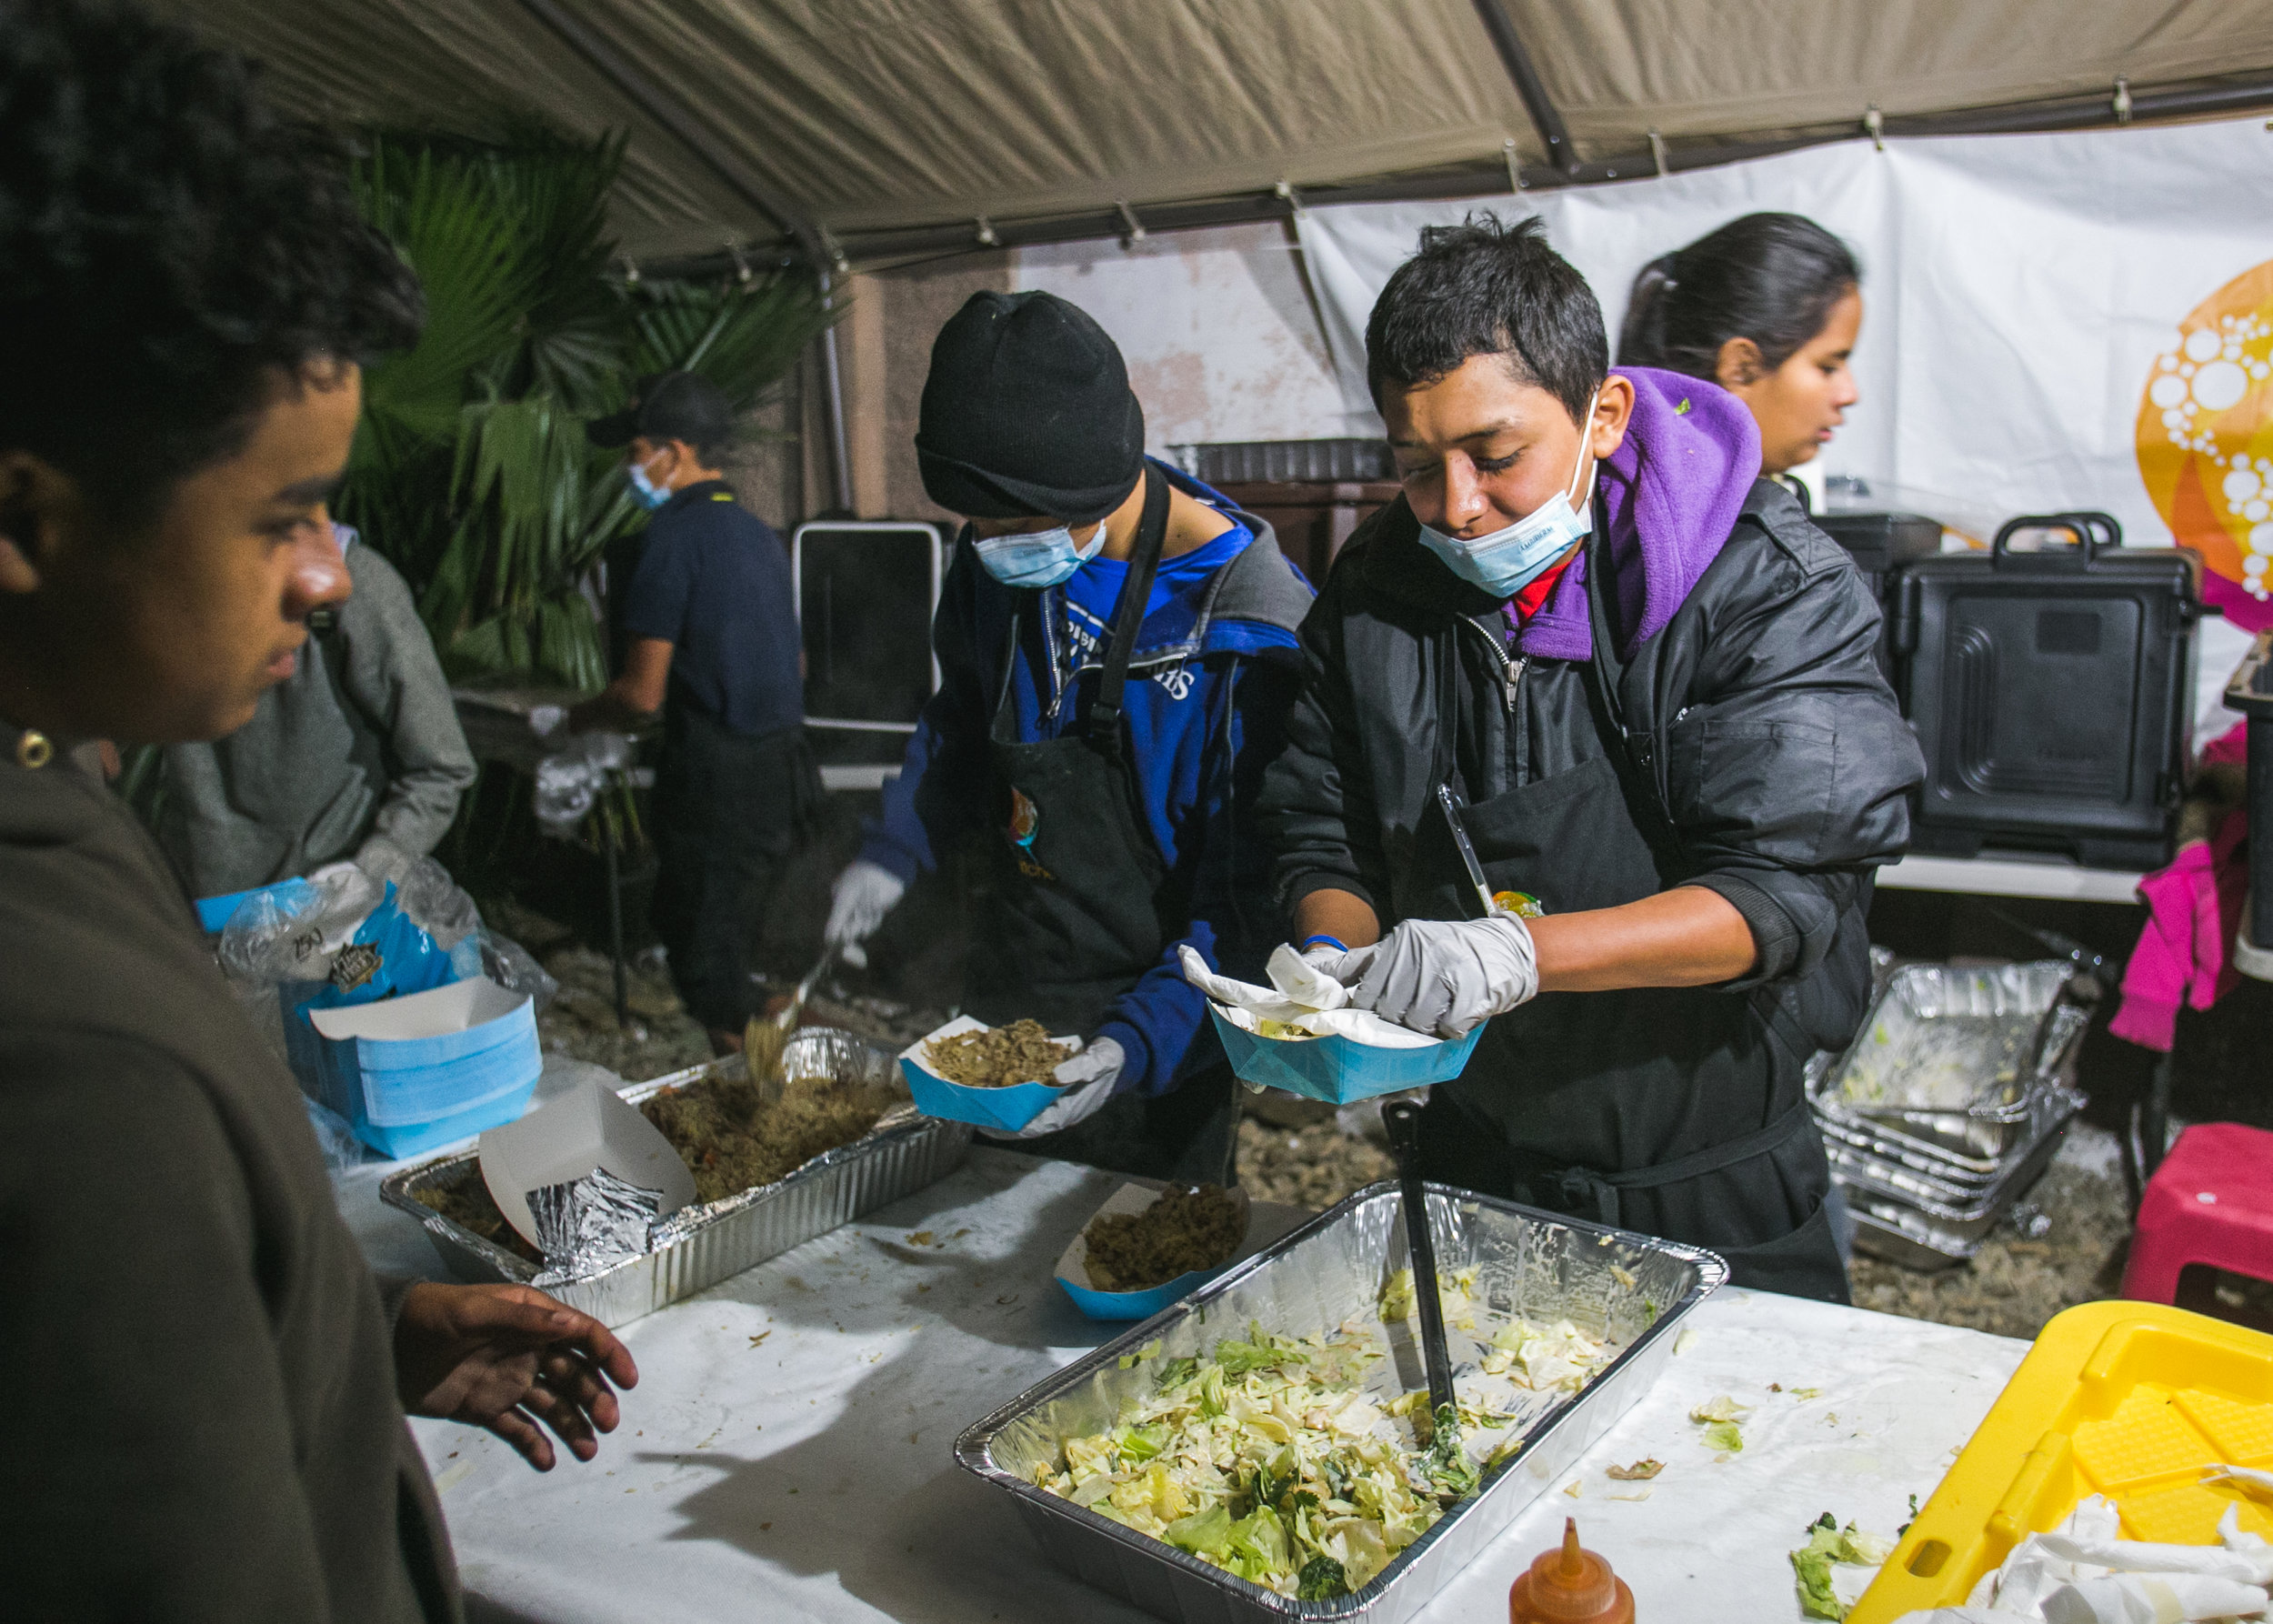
165;0;2273;265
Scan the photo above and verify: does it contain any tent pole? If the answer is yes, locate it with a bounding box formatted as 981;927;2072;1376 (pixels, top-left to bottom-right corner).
816;267;856;516
513;0;856;513
1469;0;1580;175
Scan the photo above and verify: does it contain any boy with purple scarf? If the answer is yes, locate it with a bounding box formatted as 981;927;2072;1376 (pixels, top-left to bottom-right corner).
1261;217;1921;1300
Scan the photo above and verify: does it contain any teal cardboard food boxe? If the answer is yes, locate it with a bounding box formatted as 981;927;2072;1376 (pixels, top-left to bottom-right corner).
304;977;541;1158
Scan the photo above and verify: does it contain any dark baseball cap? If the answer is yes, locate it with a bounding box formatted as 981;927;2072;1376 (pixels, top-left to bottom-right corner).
587;370;735;451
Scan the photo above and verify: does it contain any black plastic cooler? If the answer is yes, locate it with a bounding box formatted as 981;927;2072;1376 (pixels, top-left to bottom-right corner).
1894;512;2198;870
1815;509;1943;681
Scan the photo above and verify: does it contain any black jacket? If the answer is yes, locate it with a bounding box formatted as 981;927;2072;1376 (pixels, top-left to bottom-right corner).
1258;476;1922;1058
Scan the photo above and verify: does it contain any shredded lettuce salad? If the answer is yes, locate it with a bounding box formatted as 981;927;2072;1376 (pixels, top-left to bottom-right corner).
1036;1314;1612;1599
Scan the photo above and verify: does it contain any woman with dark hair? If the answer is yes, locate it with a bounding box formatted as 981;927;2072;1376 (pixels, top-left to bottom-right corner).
1617;212;1861;477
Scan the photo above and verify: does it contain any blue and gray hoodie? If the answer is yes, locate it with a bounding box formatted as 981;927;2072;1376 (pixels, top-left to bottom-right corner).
862;461;1316;1097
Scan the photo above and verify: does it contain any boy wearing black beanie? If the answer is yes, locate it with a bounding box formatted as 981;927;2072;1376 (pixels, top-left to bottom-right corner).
825;291;1314;1181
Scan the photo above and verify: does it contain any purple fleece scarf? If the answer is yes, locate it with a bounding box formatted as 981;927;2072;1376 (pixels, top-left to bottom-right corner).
1514;366;1762;663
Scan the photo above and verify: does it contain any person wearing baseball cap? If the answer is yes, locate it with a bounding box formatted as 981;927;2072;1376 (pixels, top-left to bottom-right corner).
822;290;1314;1182
572;370;818;1052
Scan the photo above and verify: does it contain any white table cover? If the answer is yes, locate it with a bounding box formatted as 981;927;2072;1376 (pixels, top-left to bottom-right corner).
336;1148;2027;1623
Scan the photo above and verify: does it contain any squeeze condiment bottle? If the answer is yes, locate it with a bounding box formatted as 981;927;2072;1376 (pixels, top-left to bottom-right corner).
1507;1518;1634;1624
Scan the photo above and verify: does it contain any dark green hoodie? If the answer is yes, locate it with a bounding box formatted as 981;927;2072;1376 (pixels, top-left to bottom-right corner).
0;737;459;1620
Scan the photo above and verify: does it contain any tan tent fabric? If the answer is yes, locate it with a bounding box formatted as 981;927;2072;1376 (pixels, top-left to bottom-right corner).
162;0;2273;262
1516;0;2273;145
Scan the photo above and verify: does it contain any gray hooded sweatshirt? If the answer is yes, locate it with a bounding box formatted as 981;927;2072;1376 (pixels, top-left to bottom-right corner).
160;528;476;895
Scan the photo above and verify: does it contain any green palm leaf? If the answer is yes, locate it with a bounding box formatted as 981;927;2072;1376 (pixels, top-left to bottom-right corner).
340;125;837;709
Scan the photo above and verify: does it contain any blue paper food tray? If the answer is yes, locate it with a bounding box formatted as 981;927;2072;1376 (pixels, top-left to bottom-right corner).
1057;1266;1228;1321
304;978;541;1158
897;1018;1073;1133
1207;1005;1482;1104
1051;1181;1253;1320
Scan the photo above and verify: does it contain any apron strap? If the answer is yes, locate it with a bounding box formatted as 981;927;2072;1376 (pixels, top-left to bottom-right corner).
1582;523;1670;828
1086;465;1171;748
1541;1100;1814;1229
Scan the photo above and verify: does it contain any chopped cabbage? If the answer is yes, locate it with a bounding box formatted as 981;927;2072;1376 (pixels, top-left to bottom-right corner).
1789;1513;1896;1619
1038;1317;1613;1599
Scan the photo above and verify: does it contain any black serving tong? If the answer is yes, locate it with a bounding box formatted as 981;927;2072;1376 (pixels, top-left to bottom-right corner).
1382;1098;1462;1479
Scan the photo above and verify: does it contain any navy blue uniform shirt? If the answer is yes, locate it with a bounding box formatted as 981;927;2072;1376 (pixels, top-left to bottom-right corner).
618;480;804;737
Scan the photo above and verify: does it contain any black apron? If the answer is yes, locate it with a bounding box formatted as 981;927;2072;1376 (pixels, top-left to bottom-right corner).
961;468;1238;1186
1411;533;1847;1302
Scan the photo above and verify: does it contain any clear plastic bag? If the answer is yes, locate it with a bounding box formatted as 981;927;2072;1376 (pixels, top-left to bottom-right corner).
533;732;633;835
448;926;559;1014
388;854;481;950
303;1097;370;1174
216;867;383;988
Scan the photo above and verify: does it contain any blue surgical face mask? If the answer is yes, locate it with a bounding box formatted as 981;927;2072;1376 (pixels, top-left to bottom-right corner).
970;519;1106;589
1416;391;1598;599
626;454;672;511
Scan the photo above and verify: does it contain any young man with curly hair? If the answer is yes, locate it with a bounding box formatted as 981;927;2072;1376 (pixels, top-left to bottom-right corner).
0;3;636;1617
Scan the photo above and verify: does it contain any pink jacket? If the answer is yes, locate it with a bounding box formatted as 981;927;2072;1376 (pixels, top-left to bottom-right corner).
2109;726;2250;1052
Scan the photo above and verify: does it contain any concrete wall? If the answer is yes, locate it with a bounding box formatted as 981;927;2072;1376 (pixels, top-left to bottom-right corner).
736;220;1360;529
1010;220;1368;453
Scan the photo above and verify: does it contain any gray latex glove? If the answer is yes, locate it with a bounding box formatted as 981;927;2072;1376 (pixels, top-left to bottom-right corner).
823;858;906;968
976;1037;1124;1141
1319;913;1539;1038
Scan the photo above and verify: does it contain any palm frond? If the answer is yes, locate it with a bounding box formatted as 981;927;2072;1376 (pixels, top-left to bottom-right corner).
353;144;536;437
340;125;837;707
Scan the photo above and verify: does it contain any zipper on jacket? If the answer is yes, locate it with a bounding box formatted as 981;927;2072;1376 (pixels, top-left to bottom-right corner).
1458;616;1527;798
1459;616;1526;717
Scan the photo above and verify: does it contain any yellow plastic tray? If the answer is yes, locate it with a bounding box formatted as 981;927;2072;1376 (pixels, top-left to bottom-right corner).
1853;1301;2273;1622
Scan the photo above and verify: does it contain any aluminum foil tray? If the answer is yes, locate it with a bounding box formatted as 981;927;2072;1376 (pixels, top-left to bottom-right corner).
956;1182;1726;1624
1847;1203;1985;1272
1833;1102;2078;1263
1816;1078;2085;1188
1808;961;2090;1164
380;1029;973;1327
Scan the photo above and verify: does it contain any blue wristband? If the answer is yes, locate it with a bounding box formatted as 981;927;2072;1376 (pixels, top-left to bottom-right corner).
1299;934;1347;954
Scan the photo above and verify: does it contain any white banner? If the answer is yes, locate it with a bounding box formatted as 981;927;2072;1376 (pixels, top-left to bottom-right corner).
1296;115;2273;670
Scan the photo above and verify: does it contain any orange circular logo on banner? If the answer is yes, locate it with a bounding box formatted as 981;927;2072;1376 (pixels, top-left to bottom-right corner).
2136;259;2273;614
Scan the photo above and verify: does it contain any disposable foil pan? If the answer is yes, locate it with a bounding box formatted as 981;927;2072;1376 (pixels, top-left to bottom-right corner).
380;1029;972;1326
1832;1102;2078;1259
956;1182;1725;1624
1814;1078;2084;1188
1821;1082;2086;1204
1847;1203;1985;1272
1808;961;2090;1164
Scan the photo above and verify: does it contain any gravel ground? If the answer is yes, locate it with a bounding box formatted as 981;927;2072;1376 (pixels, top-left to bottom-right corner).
1236;1108;1395;1209
1845;1127;2134;1341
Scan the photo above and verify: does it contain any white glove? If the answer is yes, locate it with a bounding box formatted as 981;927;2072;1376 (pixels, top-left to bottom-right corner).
823;858;906;968
978;1037;1124;1141
1316;913;1538;1039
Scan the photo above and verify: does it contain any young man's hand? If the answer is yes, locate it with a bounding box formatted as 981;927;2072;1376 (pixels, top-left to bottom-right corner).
393;1282;638;1471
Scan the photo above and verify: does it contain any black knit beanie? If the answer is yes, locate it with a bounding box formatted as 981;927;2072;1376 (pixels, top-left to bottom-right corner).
916;290;1146;523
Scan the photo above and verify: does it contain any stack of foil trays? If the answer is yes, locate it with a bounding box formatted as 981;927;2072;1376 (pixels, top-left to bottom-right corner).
1808;959;2094;1270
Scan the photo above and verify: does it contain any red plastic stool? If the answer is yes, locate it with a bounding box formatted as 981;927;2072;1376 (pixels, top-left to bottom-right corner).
2122;1122;2273;1304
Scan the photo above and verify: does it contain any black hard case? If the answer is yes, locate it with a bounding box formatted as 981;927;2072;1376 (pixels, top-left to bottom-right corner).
1815;509;1943;681
1894;512;2198;870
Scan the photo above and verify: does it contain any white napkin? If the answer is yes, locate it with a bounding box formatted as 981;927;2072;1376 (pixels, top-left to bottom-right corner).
2040;1575;2269;1623
1900;1487;2273;1621
1177;944;1436;1048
